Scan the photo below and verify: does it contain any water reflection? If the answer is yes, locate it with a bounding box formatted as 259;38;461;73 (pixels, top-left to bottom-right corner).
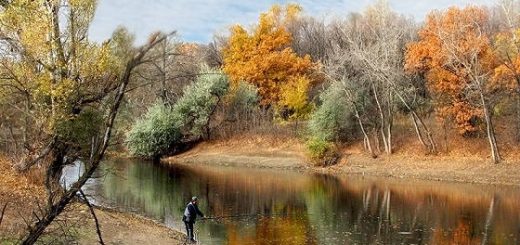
80;159;520;244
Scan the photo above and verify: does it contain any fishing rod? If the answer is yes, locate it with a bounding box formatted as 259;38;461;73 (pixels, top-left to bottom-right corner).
200;214;258;220
200;213;294;221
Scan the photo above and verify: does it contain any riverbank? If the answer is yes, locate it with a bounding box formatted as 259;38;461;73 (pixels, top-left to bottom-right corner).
166;136;520;186
166;136;309;170
76;205;184;245
0;155;185;244
325;154;520;186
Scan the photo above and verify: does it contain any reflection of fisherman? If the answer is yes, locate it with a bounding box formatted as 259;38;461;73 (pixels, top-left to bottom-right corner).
182;196;204;243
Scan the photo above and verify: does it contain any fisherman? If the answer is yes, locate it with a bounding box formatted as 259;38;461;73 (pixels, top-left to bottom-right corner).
182;196;204;243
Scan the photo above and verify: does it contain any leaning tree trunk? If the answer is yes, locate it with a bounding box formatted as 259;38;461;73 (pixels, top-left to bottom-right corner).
411;113;427;150
372;84;391;154
411;111;437;154
355;112;376;158
393;90;437;154
21;32;173;245
480;93;501;164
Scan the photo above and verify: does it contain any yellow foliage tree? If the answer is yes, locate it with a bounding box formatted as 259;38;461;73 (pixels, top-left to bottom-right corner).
0;1;173;242
493;30;520;91
222;4;318;118
0;0;122;134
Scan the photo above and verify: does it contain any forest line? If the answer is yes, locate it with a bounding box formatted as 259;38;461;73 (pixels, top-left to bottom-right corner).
2;0;520;243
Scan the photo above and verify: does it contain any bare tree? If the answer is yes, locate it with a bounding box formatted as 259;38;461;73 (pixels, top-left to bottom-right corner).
323;1;436;154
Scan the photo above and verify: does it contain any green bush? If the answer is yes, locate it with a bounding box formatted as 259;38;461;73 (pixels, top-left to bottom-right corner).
306;81;358;164
126;67;229;158
306;137;332;159
126;103;181;158
308;82;351;142
173;67;229;137
306;137;338;166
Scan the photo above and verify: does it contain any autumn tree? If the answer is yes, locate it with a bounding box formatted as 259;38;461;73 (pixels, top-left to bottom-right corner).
0;0;172;243
492;0;520;141
406;6;502;163
222;4;318;119
319;1;436;156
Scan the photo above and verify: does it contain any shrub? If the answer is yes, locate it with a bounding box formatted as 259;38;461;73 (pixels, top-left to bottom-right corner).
306;137;332;159
305;81;359;164
127;66;229;158
306;137;339;166
173;67;229;137
126;103;181;158
308;81;356;142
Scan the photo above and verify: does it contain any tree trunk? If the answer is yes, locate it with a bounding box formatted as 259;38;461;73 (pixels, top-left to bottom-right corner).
386;90;393;154
411;111;436;154
443;119;449;153
387;122;392;154
411;113;428;151
394;90;436;154
516;88;520;142
480;93;501;164
355;112;376;158
374;129;381;154
372;84;390;154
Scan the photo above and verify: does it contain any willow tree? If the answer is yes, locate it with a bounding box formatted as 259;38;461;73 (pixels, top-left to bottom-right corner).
222;4;318;119
0;0;172;243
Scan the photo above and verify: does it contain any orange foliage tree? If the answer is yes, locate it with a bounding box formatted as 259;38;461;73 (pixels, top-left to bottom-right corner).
493;22;520;141
493;0;520;93
222;4;318;119
405;6;502;163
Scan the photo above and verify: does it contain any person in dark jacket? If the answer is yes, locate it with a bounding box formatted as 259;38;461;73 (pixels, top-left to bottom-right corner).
182;196;204;242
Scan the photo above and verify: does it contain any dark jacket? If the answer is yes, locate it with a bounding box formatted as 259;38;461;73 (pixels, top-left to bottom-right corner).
183;202;204;223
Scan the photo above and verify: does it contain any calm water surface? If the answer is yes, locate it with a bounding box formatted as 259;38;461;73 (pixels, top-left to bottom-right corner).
64;159;520;244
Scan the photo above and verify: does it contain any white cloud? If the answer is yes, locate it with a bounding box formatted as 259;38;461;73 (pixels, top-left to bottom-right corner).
88;0;496;44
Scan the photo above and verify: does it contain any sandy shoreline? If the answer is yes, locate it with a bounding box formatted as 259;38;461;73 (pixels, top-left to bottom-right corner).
166;139;520;187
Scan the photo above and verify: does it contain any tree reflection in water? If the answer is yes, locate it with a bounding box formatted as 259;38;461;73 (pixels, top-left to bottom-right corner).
76;159;520;244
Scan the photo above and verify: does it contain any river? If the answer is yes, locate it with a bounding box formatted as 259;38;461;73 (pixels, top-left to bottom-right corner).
62;158;520;244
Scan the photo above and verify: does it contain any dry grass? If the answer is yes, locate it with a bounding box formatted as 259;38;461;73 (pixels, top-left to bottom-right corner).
343;114;520;161
0;155;45;240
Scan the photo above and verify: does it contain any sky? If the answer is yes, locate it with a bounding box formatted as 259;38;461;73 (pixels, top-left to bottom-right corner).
88;0;494;45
